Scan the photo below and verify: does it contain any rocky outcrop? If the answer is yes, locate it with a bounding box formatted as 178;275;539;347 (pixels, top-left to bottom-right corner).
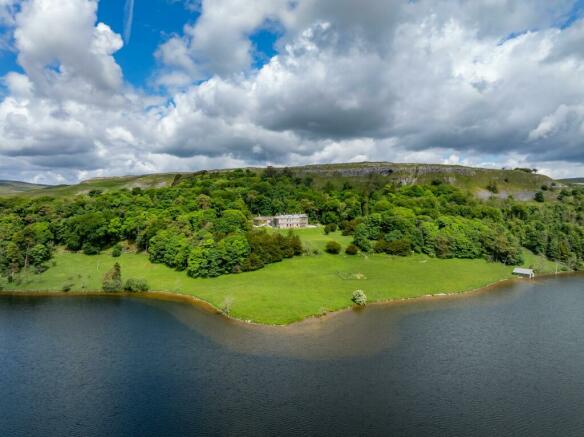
297;163;480;178
291;162;553;196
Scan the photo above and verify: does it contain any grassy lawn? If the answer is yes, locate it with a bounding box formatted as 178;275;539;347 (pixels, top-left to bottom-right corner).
521;250;563;274
1;228;531;325
275;226;354;251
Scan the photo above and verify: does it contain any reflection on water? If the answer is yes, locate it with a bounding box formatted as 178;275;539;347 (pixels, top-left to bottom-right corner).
137;278;533;359
141;298;401;359
2;275;584;437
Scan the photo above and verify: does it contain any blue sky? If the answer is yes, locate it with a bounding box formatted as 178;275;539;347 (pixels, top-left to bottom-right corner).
1;0;280;88
565;0;584;26
97;0;199;86
98;0;280;86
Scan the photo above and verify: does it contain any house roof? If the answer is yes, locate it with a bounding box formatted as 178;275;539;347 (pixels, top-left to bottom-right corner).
254;214;308;221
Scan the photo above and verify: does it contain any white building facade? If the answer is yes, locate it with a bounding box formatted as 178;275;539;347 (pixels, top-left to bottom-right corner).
253;214;309;229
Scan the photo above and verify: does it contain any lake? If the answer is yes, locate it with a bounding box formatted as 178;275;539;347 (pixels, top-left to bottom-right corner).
2;276;584;436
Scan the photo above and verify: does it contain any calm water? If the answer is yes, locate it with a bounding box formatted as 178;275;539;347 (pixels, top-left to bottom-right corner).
2;277;584;436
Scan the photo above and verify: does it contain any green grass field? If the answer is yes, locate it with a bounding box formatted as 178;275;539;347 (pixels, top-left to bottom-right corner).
2;228;554;324
521;250;562;274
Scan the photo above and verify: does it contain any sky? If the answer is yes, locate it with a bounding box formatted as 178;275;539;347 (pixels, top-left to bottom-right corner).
1;1;584;184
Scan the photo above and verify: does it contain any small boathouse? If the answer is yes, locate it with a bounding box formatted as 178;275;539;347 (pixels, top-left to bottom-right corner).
512;268;535;279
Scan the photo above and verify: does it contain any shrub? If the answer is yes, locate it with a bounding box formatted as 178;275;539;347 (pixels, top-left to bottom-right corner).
374;239;412;256
241;253;264;272
486;181;498;194
374;240;390;253
345;244;359;255
386;239;412;256
353;223;372;252
325;241;342;254
62;283;73;292
123;278;149;292
340;219;362;236
88;189;103;197
103;262;122;292
303;247;321;256
324;223;337;235
534;191;545;202
352;290;367;306
29;244;51;267
242;230;302;271
112;244;122;258
33;264;48;274
82;242;100;255
220;297;234;316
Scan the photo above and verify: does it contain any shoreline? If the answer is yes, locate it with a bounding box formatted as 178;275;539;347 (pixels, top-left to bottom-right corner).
1;270;581;327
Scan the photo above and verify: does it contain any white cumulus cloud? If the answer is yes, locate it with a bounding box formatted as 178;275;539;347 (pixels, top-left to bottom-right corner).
2;0;584;183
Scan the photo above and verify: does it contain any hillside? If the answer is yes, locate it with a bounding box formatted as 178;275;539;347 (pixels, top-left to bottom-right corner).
288;162;554;200
0;180;50;195
2;162;555;199
1;173;181;198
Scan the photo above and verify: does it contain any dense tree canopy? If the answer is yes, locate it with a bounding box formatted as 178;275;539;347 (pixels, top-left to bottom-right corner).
1;168;583;282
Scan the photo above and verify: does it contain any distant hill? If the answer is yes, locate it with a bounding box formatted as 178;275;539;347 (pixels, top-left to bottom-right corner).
1;162;556;200
558;178;584;185
0;173;180;198
0;180;50;195
287;162;554;201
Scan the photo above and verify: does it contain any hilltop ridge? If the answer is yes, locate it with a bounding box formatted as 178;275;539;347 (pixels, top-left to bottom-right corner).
0;180;50;195
0;162;557;199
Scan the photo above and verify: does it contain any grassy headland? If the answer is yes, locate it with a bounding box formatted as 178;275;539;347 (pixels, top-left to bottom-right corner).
1;164;576;324
1;228;554;325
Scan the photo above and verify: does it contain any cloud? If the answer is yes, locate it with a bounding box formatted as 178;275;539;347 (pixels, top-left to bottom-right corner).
154;0;288;82
13;0;123;102
2;0;584;184
0;0;19;52
0;0;18;26
123;0;134;44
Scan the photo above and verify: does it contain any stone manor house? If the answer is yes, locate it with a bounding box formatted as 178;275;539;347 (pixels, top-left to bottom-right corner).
253;214;309;229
